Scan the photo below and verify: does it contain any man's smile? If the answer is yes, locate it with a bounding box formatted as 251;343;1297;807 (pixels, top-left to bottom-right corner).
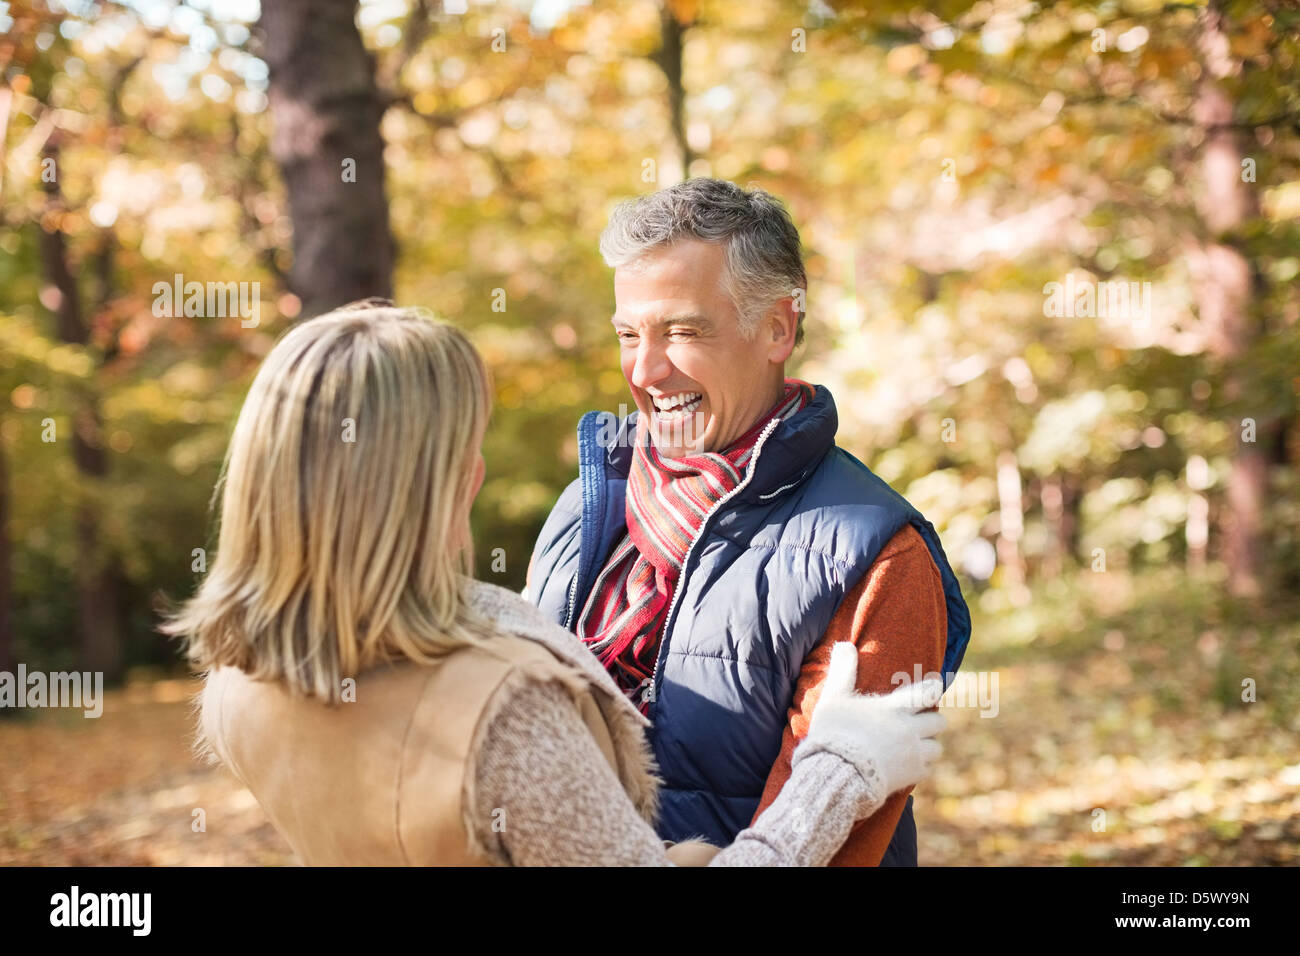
649;390;703;423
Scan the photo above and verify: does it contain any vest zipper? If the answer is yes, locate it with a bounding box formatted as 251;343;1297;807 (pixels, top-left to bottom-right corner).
641;416;785;708
563;569;580;630
565;411;610;631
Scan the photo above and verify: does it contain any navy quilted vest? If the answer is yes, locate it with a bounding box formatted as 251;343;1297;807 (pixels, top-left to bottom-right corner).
527;386;971;860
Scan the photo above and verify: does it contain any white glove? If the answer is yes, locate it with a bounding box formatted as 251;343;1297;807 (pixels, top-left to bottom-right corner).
793;642;945;798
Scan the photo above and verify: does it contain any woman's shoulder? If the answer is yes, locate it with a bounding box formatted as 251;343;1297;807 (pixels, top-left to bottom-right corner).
461;579;554;638
461;579;646;718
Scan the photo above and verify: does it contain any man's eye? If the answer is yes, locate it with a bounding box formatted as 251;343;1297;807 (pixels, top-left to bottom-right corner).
668;329;697;339
617;331;637;342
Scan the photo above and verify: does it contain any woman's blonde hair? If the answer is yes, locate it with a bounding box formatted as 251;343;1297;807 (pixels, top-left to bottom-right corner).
163;302;494;702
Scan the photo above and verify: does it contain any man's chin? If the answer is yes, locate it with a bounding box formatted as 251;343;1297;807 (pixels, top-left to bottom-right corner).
648;414;710;458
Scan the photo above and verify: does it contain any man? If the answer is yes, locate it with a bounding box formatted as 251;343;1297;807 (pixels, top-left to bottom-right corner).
525;178;971;865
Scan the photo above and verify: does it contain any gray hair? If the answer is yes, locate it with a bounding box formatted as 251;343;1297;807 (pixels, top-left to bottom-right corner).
599;178;807;346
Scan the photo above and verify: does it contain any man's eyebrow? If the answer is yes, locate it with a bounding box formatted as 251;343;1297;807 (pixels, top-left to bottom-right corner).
610;313;714;331
660;313;713;329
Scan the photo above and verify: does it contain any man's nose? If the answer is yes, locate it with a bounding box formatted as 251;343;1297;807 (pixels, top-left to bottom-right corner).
630;338;672;390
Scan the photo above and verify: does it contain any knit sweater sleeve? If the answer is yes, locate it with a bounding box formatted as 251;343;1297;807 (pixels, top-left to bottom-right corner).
750;524;949;865
467;677;886;866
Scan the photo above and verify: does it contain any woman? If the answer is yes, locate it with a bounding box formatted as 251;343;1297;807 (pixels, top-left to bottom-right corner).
164;302;944;866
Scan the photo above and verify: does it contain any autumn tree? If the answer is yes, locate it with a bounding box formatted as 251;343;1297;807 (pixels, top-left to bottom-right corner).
258;0;394;317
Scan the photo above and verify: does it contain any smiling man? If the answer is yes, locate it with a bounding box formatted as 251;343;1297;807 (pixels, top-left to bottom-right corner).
526;178;972;865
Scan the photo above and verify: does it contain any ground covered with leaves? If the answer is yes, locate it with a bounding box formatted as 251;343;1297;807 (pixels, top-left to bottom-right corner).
3;569;1297;866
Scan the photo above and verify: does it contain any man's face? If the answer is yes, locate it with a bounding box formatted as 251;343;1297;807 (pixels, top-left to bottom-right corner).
612;239;792;459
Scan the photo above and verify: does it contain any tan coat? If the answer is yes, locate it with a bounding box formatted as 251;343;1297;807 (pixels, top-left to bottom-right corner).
198;581;662;866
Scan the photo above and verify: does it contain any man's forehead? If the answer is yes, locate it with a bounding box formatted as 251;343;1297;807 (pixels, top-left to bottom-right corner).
611;245;731;329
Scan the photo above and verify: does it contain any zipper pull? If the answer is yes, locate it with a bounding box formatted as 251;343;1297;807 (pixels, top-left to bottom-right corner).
639;678;656;704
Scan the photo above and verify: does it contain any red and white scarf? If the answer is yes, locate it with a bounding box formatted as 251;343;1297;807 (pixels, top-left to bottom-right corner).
577;380;814;710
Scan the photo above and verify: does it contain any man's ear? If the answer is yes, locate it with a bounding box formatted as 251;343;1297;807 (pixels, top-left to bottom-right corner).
765;297;799;364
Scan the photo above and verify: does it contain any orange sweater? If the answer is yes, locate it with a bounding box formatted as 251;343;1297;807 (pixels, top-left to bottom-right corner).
750;524;948;866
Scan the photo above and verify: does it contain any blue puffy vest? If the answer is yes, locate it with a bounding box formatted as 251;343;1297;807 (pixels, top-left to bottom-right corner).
528;385;972;861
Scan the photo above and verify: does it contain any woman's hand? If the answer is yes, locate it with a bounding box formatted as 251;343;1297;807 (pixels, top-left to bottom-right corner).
794;642;945;797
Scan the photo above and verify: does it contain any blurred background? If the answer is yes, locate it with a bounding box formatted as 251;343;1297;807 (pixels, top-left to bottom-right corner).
1;0;1297;865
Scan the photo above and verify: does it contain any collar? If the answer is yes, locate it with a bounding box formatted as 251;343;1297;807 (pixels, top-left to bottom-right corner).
462;578;651;728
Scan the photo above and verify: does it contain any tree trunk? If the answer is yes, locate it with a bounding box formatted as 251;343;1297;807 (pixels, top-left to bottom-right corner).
39;138;123;680
996;449;1028;602
1192;0;1265;597
1040;473;1065;578
1186;454;1211;574
259;0;394;318
657;2;693;177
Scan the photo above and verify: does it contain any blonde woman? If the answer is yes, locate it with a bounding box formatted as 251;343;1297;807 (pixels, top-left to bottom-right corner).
164;302;944;866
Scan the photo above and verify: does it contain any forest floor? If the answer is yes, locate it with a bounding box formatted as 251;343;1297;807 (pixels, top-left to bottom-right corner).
2;567;1297;866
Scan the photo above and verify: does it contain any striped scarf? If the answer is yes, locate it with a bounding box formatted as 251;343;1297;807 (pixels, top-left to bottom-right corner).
577;380;813;711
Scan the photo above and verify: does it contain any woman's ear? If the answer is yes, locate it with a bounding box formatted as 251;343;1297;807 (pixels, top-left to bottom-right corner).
454;452;486;553
470;452;486;504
